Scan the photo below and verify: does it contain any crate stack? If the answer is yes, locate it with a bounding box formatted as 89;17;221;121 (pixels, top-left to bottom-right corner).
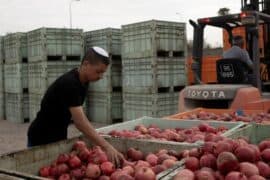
0;37;4;120
27;28;83;122
84;28;122;124
3;33;29;123
122;20;187;121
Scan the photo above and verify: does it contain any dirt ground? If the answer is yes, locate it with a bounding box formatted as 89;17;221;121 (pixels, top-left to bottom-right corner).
0;120;106;155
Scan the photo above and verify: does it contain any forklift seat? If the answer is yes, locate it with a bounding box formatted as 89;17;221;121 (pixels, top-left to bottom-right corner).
216;58;250;84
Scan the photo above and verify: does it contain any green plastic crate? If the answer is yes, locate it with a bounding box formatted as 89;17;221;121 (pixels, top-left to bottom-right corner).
3;33;28;64
122;20;186;59
0;136;198;180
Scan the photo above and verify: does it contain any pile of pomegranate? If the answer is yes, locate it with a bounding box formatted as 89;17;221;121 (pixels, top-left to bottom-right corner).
39;140;182;180
177;110;270;123
108;123;228;143
174;137;270;180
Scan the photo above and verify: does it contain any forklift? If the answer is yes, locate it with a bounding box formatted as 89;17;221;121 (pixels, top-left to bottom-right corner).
179;0;270;112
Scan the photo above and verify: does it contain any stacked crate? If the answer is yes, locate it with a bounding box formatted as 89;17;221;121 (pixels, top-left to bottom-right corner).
122;20;187;121
0;36;4;120
84;28;122;124
27;28;83;122
3;33;29;123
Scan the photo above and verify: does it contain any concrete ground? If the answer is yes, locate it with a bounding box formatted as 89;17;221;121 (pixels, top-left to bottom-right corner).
0;120;106;155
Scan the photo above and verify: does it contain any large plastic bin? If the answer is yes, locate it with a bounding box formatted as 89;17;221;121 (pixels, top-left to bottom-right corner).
3;33;28;64
27;28;83;62
0;136;198;180
122;20;186;59
97;116;245;143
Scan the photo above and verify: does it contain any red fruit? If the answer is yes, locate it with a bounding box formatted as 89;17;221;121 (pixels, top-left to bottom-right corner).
256;161;270;178
99;175;110;180
217;152;239;175
173;169;195;180
234;146;256;162
185;157;200;171
261;148;270;162
239;162;259;177
49;166;58;177
39;166;50;177
100;161;115;175
134;160;150;171
146;153;158;166
156;149;168;156
162;159;176;169
215;141;233;155
135;124;148;134
122;159;136;167
78;148;91;161
188;148;201;158
134;167;156;180
202;142;216;154
58;173;71;180
157;154;170;164
259;140;270;151
200;154;217;169
122;166;135;176
225;171;247;180
195;170;215;180
179;150;190;159
115;174;134;180
167;150;179;158
215;171;225;180
70;168;85;179
249;175;266;180
72;140;87;151
68;155;81;169
151;165;166;174
89;152;108;164
57;163;69;174
198;122;209;132
110;170;128;180
127;148;144;161
248;144;261;161
85;163;101;178
57;154;70;164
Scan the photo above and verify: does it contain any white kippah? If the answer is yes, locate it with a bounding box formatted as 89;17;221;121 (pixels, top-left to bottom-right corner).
92;46;109;58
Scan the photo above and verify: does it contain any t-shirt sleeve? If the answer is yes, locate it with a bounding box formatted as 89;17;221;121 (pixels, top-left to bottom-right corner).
241;50;253;69
62;82;83;108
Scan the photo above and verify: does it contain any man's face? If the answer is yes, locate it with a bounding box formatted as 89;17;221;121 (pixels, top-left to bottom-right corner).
85;61;108;82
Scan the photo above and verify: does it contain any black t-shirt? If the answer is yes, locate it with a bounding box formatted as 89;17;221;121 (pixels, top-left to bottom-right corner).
27;68;88;146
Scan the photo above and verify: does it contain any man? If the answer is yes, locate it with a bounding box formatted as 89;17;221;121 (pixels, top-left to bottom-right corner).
222;35;253;70
27;47;123;166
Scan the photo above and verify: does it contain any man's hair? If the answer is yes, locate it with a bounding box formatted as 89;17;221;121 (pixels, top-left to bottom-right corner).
81;48;110;65
232;35;244;47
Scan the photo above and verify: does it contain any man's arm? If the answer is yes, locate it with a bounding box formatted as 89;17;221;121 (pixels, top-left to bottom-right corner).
242;50;254;70
69;106;124;167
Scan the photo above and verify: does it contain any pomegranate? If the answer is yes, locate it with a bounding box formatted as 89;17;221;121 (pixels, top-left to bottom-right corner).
134;167;156;180
100;161;115;175
185;157;200;171
217;152;239;174
85;163;101;179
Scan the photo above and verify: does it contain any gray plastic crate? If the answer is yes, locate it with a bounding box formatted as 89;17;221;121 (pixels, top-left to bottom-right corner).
4;63;28;94
5;92;29;123
87;91;122;124
84;28;122;55
27;28;83;62
0;64;4;92
0;36;4;64
122;20;186;59
227;123;270;144
0;136;199;180
122;57;186;93
123;92;179;121
97;116;244;139
3;33;27;64
28;61;80;94
0;92;4;120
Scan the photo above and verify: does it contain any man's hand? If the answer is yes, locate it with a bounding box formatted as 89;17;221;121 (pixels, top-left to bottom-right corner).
103;145;124;168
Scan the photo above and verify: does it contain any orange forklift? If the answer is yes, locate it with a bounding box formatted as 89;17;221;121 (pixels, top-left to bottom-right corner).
179;0;270;112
